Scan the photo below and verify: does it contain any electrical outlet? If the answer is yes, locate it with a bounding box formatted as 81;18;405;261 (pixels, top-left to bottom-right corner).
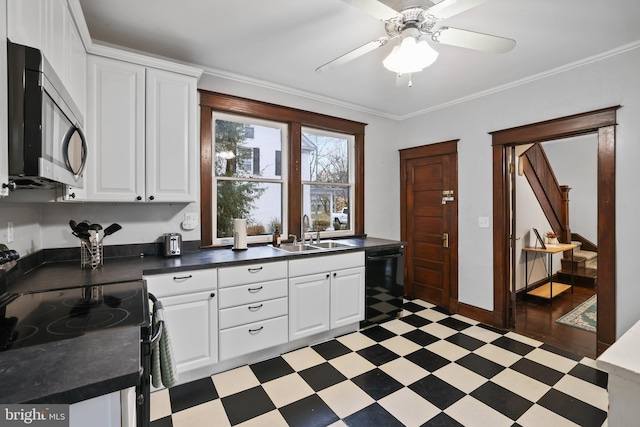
181;212;199;231
7;222;14;243
478;217;490;229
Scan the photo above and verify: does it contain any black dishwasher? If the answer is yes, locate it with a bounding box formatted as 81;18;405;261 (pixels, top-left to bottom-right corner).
362;246;405;328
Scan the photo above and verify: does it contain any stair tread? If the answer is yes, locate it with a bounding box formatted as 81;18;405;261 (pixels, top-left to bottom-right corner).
574;249;597;260
559;268;598;278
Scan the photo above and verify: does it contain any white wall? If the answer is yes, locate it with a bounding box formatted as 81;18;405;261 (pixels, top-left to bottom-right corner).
399;46;640;337
545;135;598;243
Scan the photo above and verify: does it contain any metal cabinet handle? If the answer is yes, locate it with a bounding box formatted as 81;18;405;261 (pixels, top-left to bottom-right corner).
248;304;263;311
173;275;193;281
248;286;263;293
248;266;263;273
248;326;264;334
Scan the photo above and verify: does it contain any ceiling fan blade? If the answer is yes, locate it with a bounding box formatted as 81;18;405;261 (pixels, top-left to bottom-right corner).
428;0;489;19
316;37;390;73
432;27;516;54
340;0;398;21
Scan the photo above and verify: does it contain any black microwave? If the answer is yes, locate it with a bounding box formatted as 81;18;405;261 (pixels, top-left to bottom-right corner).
7;40;87;189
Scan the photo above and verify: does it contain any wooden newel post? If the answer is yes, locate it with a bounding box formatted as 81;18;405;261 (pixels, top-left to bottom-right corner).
560;185;572;256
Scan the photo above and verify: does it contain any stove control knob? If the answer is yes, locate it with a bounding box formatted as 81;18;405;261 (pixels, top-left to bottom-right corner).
7;250;19;261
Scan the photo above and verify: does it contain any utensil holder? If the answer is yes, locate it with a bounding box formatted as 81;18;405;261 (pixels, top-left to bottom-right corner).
81;240;103;269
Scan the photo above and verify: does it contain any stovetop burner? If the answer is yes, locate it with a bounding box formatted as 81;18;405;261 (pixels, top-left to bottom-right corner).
0;281;148;352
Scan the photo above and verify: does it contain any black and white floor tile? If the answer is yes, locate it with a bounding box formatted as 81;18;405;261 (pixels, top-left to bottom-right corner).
150;299;608;427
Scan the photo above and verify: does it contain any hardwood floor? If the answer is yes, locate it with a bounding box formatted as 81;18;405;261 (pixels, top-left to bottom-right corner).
512;286;597;359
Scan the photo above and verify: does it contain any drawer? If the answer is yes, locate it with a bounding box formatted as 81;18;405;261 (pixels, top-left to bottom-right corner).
144;269;216;297
219;297;288;329
218;261;287;288
289;251;364;277
219;315;288;361
218;279;287;309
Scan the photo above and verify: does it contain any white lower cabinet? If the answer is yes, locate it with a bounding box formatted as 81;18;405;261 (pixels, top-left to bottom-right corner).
289;272;331;340
144;269;218;376
159;291;218;373
289;252;365;341
69;391;121;427
330;266;365;329
219;315;288;361
217;261;288;361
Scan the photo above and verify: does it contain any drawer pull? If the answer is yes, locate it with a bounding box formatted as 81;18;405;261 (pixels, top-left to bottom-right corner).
248;304;263;311
248;286;263;293
248;266;263;273
173;275;193;281
248;326;264;334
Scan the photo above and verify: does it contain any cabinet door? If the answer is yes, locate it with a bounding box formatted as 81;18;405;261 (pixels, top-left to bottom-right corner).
7;0;43;49
145;68;197;202
0;0;8;196
330;267;365;329
87;55;145;201
159;291;218;374
289;273;330;341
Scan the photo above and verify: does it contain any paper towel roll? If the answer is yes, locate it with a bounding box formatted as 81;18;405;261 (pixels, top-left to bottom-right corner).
233;219;247;250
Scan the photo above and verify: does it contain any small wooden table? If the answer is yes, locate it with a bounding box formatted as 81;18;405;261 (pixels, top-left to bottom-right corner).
522;243;578;303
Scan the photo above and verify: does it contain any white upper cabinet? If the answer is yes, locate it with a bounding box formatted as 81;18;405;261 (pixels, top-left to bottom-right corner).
7;0;42;50
145;68;197;202
7;0;87;119
0;0;8;196
86;55;145;201
84;48;200;203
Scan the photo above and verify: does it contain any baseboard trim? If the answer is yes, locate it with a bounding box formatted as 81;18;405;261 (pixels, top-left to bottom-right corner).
457;301;494;325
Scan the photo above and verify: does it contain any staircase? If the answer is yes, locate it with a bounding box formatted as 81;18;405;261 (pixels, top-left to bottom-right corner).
558;239;598;288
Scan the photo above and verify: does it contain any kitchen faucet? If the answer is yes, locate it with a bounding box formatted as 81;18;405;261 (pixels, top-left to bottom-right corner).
288;234;297;244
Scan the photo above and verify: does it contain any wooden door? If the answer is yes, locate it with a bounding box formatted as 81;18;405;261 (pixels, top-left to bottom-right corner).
401;141;458;310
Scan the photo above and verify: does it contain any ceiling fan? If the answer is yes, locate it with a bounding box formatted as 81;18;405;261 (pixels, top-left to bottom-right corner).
316;0;516;84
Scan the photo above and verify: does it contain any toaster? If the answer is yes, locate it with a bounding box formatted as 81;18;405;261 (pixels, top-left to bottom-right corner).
163;233;182;257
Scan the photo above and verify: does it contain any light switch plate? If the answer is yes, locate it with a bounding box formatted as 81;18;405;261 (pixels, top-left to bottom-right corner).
478;217;490;228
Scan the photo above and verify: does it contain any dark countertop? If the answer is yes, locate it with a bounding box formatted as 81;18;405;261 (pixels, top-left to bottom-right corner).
0;236;403;405
10;237;405;294
0;327;141;404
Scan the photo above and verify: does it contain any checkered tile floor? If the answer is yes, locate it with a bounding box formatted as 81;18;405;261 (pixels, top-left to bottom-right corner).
150;299;608;427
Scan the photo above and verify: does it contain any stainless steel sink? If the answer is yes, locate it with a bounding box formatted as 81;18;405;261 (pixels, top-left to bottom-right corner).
311;241;350;249
276;244;319;252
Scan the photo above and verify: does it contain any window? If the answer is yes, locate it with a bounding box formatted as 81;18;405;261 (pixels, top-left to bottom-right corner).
199;90;366;248
302;128;354;234
213;113;287;244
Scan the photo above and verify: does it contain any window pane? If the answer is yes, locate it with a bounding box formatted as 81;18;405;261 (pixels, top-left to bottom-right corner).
217;181;283;238
302;131;349;184
302;184;351;232
215;119;282;179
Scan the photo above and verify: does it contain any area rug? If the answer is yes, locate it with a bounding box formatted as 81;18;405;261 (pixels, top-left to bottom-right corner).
556;295;597;333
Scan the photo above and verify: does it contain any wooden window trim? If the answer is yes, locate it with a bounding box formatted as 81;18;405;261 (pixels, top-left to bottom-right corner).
199;90;367;247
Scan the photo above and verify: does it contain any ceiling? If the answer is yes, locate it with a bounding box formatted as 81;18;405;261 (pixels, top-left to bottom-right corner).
78;0;640;119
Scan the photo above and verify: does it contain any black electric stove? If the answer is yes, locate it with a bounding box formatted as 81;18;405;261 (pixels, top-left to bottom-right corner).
0;281;149;352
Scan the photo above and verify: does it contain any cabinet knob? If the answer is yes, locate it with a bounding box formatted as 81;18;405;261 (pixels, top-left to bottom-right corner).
333;272;337;277
69;192;76;199
136;196;142;201
210;292;216;298
326;274;330;279
149;195;155;201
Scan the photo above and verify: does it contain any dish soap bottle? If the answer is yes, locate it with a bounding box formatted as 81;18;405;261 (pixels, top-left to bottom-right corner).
272;227;281;247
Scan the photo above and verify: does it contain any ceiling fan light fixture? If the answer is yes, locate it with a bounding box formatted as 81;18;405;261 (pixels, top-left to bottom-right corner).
382;36;439;74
